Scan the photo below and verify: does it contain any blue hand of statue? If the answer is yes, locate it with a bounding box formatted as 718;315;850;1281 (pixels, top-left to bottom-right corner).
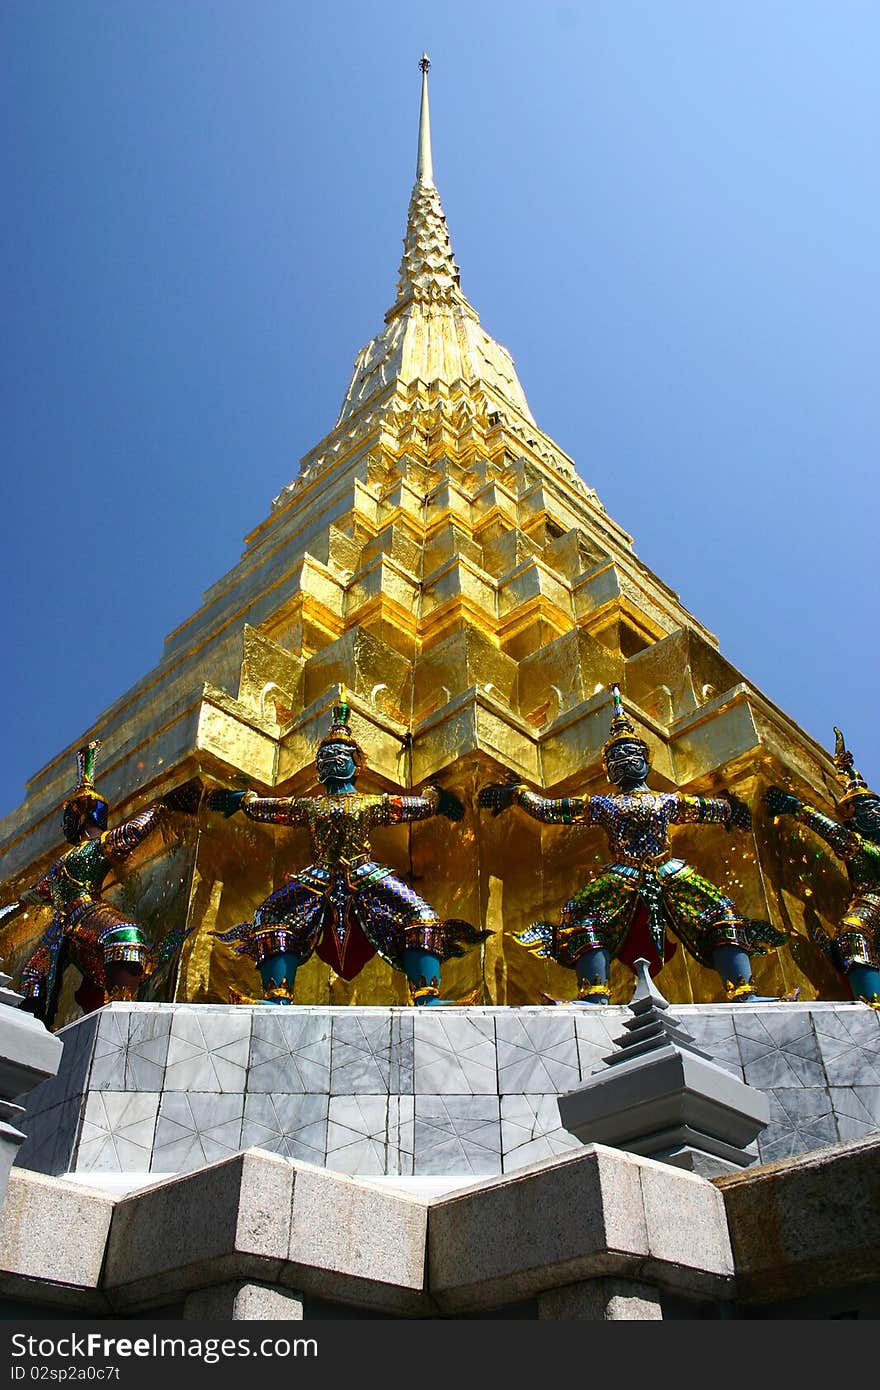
724;793;752;831
435;788;464;821
206;788;249;818
765;786;801;818
160;779;203;816
477;781;521;816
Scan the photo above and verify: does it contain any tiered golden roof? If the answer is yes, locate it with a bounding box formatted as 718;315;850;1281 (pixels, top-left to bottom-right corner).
0;59;851;1017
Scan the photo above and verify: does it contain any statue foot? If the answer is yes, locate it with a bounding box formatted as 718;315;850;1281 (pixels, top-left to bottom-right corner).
727;989;801;1003
724;976;800;1003
540;991;609;1006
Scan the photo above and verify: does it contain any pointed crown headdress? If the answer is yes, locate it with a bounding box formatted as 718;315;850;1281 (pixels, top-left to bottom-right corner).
833;727;875;815
602;685;650;763
63;739;109;812
316;688;365;768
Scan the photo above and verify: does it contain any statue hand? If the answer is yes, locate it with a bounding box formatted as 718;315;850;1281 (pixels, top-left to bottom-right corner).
160;779;203;816
206;788;250;818
765;785;801;818
19;888;43;908
723;793;752;831
433;788;464;822
477;782;521;816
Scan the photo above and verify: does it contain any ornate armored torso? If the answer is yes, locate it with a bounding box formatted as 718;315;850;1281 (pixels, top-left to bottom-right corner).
847;838;880;894
33;808;167;917
42;839;111;913
517;788;731;866
590;792;730;863
243;791;436;868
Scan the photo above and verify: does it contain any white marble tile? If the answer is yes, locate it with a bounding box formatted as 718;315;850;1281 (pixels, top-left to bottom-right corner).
21;1068;67;1120
813;1008;880;1086
16;1101;76;1175
829;1086;880;1141
501;1094;582;1171
152;1092;244;1173
87;1010;130;1091
76;1091;161;1174
387;1095;415;1176
683;1012;743;1078
59;1013;100;1100
734;1010;824;1088
124;1012;172;1091
388;1012;415;1094
413;1095;501;1176
330;1014;394;1094
163;1010;251;1092
326;1095;389;1175
755;1087;838;1165
495;1013;579;1094
241;1092;328;1163
52;1097;83;1174
413;1013;497;1094
247;1012;331;1094
574;1010;618;1078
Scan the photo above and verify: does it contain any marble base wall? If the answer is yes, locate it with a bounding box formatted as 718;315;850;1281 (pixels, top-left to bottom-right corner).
15;1001;880;1180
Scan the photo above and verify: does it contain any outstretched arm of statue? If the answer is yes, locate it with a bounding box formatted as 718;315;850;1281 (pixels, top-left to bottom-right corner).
765;785;859;862
722;792;752;831
206;788;309;826
673;792;751;831
103;781;203;862
19;877;52;907
516;788;591;825
103;805;169;861
383;786;464;824
240;791;310;827
478;779;590;824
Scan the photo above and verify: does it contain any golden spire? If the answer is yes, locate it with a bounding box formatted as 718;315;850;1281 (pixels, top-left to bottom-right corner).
335;56;535;426
393;54;461;311
416;54;434;186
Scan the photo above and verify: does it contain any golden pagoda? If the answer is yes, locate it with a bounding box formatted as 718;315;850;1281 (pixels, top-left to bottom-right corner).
0;58;849;1021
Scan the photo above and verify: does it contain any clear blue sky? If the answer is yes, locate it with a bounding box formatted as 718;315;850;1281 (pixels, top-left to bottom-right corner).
2;1;878;819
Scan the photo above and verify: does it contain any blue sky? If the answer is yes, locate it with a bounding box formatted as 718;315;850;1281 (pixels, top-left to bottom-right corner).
2;1;878;819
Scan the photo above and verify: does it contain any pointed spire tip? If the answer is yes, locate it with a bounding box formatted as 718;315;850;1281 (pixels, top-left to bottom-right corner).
416;51;434;185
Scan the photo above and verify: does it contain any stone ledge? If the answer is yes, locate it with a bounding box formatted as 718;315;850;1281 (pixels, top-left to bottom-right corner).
427;1143;734;1313
713;1132;880;1305
0;1169;115;1312
3;1133;878;1318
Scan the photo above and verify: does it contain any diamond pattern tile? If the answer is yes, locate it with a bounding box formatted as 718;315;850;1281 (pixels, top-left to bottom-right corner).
829;1086;880;1141
734;1010;824;1088
247;1012;330;1094
813;1008;880;1086
330;1014;395;1094
76;1091;160;1173
89;1011;130;1090
413;1095;501;1175
756;1087;839;1164
152;1092;244;1172
241;1092;328;1162
501;1094;581;1171
163;1010;250;1092
495;1013;579;1094
413;1013;497;1093
326;1095;389;1175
